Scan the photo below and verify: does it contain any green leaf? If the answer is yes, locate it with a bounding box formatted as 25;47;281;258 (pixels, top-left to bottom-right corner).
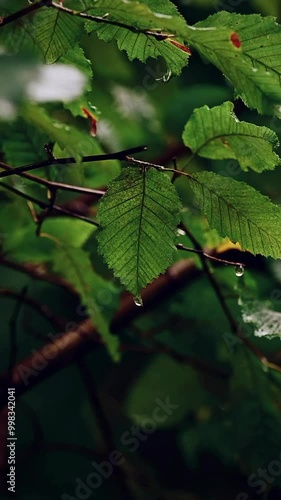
183;102;280;172
85;0;190;75
20;104;81;161
43;218;96;248
0;54;86;120
125;355;209;428
1;119;48;166
84;0;188;35
0;3;84;63
229;349;281;471
60;45;94;118
97;167;181;300
53;244;120;361
21;104;120;188
187;171;281;258
196;13;281;116
0;198;55;262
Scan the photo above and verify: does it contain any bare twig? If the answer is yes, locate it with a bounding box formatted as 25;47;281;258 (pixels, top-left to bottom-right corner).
0;146;147;180
50;1;174;41
77;360;138;499
0;161;105;197
180;222;271;368
0;288;66;331
121;338;228;378
0;0;51;27
0;182;99;227
0;257;76;294
177;243;245;268
36;187;57;236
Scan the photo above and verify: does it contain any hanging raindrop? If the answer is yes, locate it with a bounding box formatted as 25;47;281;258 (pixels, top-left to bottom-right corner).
162;69;172;83
156;69;172;83
134;296;143;307
235;264;245;277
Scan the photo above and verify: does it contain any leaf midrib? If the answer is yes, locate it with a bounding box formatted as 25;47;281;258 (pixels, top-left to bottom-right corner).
190;175;281;254
136;169;146;295
192;131;276;156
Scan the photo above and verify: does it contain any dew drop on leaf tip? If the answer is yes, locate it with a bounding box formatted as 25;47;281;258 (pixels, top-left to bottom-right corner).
134;296;143;307
235;264;245;277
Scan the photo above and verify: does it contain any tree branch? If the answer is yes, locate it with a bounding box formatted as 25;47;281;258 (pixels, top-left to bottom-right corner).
0;258;200;408
0;256;76;295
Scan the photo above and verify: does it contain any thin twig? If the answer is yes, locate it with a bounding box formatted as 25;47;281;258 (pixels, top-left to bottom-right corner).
77;360;135;499
0;256;76;294
0;288;66;331
177;243;244;268
0;182;99;227
0;161;105;197
51;1;174;41
125;155;194;180
0;146;147;180
122;338;228;378
36;187;57;236
0;0;51;27
77;360;116;453
180;222;272;368
0;0;175;42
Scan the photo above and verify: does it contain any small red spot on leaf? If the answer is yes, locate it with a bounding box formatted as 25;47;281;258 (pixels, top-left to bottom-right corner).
82;107;98;137
168;39;191;55
230;32;242;48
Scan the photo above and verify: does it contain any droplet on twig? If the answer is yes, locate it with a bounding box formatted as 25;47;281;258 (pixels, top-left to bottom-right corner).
235;264;245;277
156;69;172;83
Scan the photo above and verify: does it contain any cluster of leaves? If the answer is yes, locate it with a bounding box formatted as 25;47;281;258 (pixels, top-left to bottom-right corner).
2;2;281;498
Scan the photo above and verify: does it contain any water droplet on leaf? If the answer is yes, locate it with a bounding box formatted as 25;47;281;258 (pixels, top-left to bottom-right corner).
235;264;244;277
134;296;143;307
